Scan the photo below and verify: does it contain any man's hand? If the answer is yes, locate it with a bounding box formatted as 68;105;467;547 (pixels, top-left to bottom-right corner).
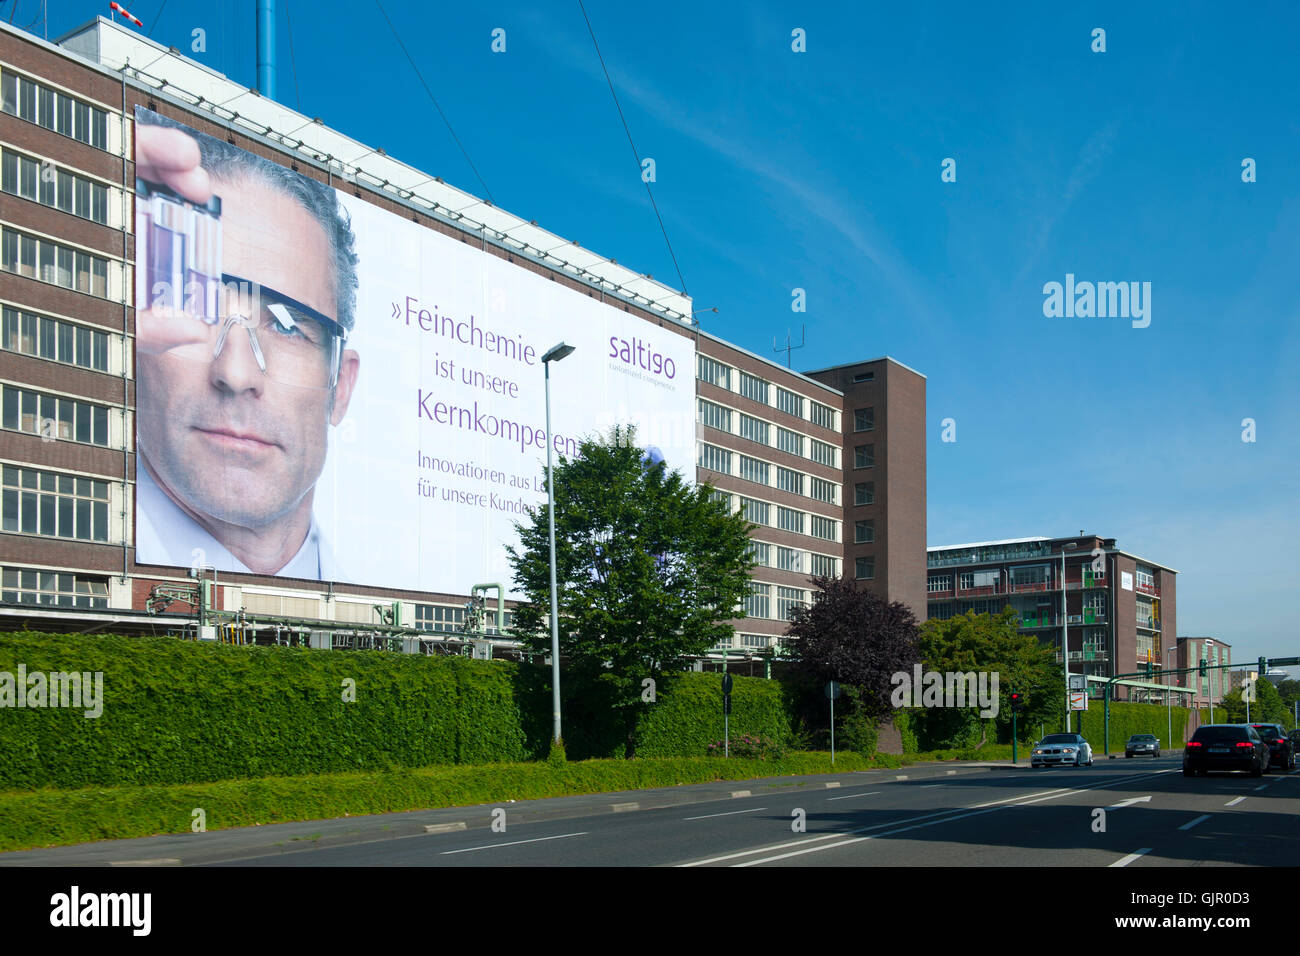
136;123;214;355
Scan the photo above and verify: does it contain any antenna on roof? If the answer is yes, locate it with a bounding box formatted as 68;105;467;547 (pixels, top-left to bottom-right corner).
773;325;806;368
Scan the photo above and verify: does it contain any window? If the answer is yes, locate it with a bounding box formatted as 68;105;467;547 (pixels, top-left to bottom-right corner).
854;444;875;469
809;515;837;541
854;519;874;544
776;387;803;418
809;553;836;578
415;604;466;633
854;407;874;432
809;476;837;504
853;371;875;383
697;354;731;389
1;149;110;224
2;386;110;446
854;481;874;506
738;497;770;526
745;582;770;619
776;427;802;457
698;442;731;475
738;413;769;446
1;227;111;298
777;506;805;534
739;371;769;405
776;546;803;573
928;575;952;593
748;540;771;567
809;439;837;468
1;567;108;608
739;455;769;485
809;401;836;430
697;398;730;433
739;634;771;649
0;70;110;151
855;557;875;580
2;308;109;371
777;586;806;620
1;466;110;541
709;489;731;510
776;466;802;495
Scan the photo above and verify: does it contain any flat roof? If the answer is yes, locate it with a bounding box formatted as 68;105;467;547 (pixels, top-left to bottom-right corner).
929;537;1050;551
803;356;928;380
696;327;843;398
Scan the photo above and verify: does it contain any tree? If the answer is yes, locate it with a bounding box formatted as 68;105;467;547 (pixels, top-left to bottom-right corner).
784;576;920;719
916;609;1065;748
506;426;756;758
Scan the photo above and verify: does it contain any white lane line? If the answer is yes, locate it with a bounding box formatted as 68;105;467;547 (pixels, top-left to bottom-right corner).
920;784;943;789
827;791;881;802
1253;785;1267;792
1178;814;1211;831
683;807;768;821
424;822;468;835
681;769;1173;868
1110;848;1153;868
108;858;180;867
440;832;587;855
1225;797;1246;807
825;782;841;789
730;790;752;799
612;802;640;812
895;775;909;781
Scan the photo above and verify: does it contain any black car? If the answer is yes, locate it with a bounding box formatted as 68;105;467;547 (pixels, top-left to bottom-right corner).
1249;723;1296;771
1183;724;1269;777
1126;734;1160;758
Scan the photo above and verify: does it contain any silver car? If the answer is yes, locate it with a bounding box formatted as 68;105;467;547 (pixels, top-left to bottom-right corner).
1126;734;1160;758
1031;733;1093;768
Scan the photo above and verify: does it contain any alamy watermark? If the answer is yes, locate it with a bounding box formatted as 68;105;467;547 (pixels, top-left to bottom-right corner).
0;664;103;718
890;665;999;718
1042;274;1151;328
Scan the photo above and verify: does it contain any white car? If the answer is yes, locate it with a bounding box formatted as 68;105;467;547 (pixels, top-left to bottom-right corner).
1031;733;1093;768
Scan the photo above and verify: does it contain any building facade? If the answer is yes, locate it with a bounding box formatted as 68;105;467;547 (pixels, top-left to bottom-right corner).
0;18;926;661
926;534;1177;695
1173;636;1231;706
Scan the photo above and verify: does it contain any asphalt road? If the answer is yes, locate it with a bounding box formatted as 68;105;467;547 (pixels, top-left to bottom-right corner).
5;755;1294;868
203;756;1296;867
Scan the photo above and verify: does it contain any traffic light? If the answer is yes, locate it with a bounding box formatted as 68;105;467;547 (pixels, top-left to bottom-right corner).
1009;691;1024;713
1259;656;1268;678
1199;659;1208;678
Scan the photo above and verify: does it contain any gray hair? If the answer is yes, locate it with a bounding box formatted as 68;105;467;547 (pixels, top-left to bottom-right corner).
138;108;359;333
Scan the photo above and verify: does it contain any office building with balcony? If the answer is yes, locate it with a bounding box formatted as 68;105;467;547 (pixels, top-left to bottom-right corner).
926;534;1177;696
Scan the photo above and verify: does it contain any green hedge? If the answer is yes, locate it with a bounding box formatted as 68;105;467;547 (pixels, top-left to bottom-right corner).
0;631;526;789
633;672;791;757
1076;700;1191;751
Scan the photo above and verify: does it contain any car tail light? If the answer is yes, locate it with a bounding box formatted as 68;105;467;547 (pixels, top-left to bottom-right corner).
1186;741;1202;748
1235;742;1254;748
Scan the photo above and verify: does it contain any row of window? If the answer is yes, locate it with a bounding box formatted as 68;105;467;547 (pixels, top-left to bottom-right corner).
1;306;110;372
1;69;110;151
2;148;110;225
697;399;841;472
698;441;842;510
745;582;809;621
747;539;839;577
696;354;839;432
2;465;111;542
2;384;111;447
1;227;110;298
1;566;110;609
723;491;839;542
414;604;516;633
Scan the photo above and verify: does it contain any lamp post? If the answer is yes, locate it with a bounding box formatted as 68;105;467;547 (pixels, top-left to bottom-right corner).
1060;542;1077;731
542;342;575;744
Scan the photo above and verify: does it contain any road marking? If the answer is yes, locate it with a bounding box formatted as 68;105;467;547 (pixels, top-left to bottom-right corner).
612;802;640;812
895;775;908;781
946;770;957;776
683;807;769;821
920;784;943;789
424;822;468;835
108;858;180;867
1107;796;1152;810
1253;785;1267;792
827;791;881;802
440;832;587;855
1110;848;1153;868
1178;814;1211;831
730;790;752;798
1225;797;1246;807
825;782;841;789
680;769;1172;867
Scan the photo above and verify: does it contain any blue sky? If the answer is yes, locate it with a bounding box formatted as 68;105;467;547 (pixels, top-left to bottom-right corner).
24;1;1300;659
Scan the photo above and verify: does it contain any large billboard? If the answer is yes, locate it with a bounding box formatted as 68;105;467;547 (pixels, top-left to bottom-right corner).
132;107;695;596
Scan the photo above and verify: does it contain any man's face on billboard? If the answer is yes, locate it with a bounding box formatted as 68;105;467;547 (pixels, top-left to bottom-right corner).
137;174;359;535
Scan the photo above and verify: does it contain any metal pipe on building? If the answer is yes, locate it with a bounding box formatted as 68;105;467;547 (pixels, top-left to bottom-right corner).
257;0;276;101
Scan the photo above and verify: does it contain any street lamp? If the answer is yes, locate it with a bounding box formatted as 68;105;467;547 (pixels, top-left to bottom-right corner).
542;341;575;744
1060;542;1078;731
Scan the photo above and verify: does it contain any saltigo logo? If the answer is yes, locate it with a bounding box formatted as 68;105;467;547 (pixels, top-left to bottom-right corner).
608;335;677;379
50;886;151;936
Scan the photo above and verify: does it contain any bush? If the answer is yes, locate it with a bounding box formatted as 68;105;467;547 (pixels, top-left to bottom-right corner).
633;672;791;757
706;734;786;759
838;711;879;757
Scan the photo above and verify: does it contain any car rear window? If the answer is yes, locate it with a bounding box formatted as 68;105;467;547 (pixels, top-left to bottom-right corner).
1192;727;1248;742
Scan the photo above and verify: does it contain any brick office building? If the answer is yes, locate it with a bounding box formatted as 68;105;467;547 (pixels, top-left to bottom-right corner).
0;17;926;660
926;534;1177;695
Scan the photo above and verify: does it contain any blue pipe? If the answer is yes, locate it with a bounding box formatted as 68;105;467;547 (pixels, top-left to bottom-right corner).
257;0;276;100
